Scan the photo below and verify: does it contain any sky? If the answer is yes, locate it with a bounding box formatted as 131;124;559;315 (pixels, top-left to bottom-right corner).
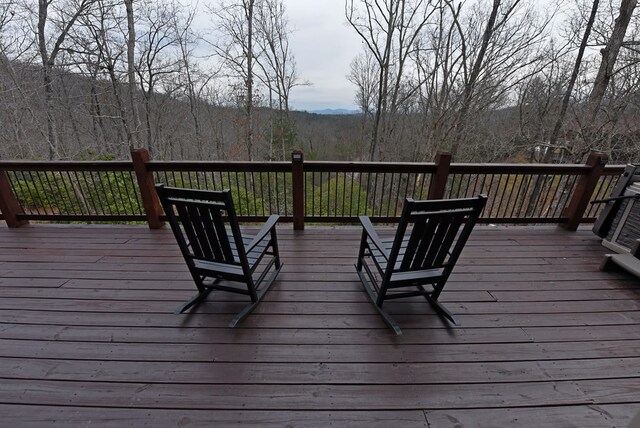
193;0;363;111
276;0;363;111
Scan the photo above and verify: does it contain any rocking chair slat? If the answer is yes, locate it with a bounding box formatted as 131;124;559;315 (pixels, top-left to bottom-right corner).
433;216;464;268
200;207;225;261
189;205;213;260
176;204;203;259
211;207;235;263
401;218;425;270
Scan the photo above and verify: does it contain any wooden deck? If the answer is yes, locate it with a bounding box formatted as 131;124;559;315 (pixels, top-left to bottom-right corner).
0;224;639;427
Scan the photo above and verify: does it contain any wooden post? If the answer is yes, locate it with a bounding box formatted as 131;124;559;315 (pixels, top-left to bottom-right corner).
428;152;451;200
0;170;28;228
131;148;164;229
560;151;608;231
291;150;304;230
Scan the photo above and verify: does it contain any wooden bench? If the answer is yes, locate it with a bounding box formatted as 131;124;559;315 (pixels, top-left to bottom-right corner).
600;239;640;279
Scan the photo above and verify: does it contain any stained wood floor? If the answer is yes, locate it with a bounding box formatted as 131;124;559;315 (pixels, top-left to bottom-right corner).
0;224;639;427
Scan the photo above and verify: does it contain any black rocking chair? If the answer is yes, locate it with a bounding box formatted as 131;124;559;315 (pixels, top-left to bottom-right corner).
156;184;282;327
356;195;487;335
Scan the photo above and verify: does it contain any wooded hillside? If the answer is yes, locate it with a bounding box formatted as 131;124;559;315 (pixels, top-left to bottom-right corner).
1;0;639;163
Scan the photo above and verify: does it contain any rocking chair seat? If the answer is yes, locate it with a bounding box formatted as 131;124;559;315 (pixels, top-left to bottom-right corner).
367;239;448;284
193;229;274;278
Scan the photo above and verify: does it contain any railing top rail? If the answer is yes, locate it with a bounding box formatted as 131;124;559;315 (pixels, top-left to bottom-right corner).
304;161;438;173
604;164;627;174
449;163;587;174
0;160;627;174
449;163;626;174
0;161;133;171
146;160;291;172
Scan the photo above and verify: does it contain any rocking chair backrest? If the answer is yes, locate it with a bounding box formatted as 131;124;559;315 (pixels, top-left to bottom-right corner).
388;196;487;274
156;185;248;268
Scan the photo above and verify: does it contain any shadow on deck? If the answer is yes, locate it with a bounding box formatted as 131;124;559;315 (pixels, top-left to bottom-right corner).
0;224;638;427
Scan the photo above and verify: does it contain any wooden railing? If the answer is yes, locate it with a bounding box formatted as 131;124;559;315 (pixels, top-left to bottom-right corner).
0;149;624;231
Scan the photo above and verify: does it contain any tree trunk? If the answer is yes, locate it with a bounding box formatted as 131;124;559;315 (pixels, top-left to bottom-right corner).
586;0;637;123
450;0;501;157
548;0;600;152
370;77;384;161
89;80;108;153
186;86;202;159
37;0;59;160
246;0;255;161
59;75;82;155
106;64;133;154
125;0;141;151
41;69;60;160
370;10;396;162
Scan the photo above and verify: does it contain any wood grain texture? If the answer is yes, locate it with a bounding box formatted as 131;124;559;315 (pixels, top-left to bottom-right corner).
0;224;637;426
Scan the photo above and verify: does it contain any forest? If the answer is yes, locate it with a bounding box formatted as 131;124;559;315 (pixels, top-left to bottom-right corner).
0;0;639;164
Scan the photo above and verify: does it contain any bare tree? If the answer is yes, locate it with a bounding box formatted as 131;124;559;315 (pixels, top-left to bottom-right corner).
136;1;180;155
448;0;502;157
255;0;304;160
172;4;219;159
348;51;378;117
37;0;90;159
347;50;378;157
346;0;436;160
413;0;466;160
74;0;133;155
447;0;551;158
586;0;637;122
514;42;570;156
547;0;600;154
0;1;45;158
210;0;260;160
124;0;140;149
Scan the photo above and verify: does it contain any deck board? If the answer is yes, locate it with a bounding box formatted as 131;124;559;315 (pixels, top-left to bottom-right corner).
0;224;639;426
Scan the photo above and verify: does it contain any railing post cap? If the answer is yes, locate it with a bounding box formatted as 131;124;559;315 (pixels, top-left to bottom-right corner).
292;150;304;162
434;152;452;165
587;151;608;166
131;147;150;160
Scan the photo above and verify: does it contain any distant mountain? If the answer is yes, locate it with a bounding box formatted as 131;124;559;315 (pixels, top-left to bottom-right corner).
307;108;361;115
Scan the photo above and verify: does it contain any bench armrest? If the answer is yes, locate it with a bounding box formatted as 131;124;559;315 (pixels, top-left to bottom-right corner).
632;239;640;259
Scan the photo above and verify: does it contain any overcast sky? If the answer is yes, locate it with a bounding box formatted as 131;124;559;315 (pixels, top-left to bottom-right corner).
193;1;363;111
276;0;363;111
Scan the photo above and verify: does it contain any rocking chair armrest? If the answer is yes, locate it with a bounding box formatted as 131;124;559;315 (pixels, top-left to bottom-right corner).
359;215;389;260
246;214;280;253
